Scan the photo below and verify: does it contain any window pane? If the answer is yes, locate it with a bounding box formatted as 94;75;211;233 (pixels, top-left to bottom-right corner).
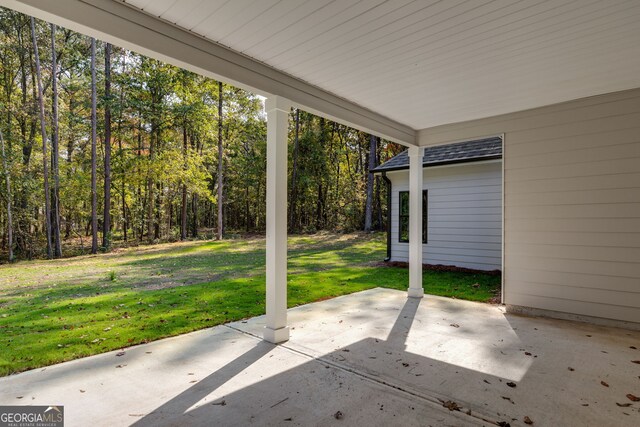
399;216;409;242
399;192;409;216
398;190;428;243
422;190;428;243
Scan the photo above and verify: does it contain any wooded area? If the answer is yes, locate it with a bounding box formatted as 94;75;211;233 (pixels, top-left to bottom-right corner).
0;9;403;261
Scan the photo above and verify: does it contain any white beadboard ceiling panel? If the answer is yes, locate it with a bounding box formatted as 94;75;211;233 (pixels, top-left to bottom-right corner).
100;0;640;129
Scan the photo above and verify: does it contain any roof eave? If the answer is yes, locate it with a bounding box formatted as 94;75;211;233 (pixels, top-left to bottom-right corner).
372;154;502;174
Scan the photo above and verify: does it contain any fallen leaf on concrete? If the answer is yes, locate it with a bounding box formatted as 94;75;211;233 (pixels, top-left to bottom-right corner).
212;400;226;406
524;416;534;425
581;404;589;407
189;380;197;383
632;360;640;364
501;396;514;404
525;352;532;356
116;352;125;357
79;390;85;393
442;400;460;411
16;396;23;399
568;367;575;371
450;323;460;328
334;411;343;419
600;381;609;387
284;418;292;421
626;394;640;402
630;346;637;350
616;403;632;407
506;382;517;388
402;362;409;367
115;364;126;368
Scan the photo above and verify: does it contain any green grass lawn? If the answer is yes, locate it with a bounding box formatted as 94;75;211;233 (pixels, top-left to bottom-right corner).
0;233;500;376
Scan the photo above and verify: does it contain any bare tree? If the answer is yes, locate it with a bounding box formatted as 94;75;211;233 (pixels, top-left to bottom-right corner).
103;42;111;249
50;23;62;257
364;134;378;232
30;17;52;258
90;38;98;254
217;81;223;240
0;128;13;261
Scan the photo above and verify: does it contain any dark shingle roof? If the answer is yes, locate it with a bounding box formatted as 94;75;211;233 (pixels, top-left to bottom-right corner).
372;136;502;173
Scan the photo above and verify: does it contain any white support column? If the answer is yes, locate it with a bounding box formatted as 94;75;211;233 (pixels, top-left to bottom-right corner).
408;146;424;298
264;96;291;343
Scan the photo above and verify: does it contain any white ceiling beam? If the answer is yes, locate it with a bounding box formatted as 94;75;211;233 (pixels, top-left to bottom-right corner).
1;0;416;146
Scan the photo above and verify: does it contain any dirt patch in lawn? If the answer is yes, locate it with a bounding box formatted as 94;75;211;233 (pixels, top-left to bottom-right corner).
138;273;228;290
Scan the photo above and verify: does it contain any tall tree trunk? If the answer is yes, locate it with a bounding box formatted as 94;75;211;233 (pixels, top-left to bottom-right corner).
102;42;111;250
136;114;143;240
364;134;377;232
289;108;300;232
50;24;62;257
180;124;187;240
191;193;198;238
65;90;75;239
191;135;199;238
90;38;98;254
118;71;127;242
216;81;223;240
375;146;383;229
147;123;155;242
31;17;53;259
0;129;13;262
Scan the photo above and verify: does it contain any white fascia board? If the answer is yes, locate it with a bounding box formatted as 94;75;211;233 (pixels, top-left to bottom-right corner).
2;0;416;146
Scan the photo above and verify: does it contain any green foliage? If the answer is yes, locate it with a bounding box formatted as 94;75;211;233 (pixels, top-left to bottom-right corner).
0;7;404;260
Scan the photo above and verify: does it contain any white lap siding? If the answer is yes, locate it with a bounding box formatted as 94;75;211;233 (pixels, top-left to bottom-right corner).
387;160;502;271
417;88;640;324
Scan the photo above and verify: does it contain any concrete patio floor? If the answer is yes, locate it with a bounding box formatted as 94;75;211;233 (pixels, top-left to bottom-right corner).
1;288;639;426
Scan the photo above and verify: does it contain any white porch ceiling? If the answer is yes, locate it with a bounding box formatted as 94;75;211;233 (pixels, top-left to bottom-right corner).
120;0;640;131
4;0;640;141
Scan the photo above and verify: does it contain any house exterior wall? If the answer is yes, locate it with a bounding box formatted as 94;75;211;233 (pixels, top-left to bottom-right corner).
418;87;640;324
386;161;502;271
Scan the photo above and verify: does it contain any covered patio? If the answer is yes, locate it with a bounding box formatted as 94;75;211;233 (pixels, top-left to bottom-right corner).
2;288;638;426
1;0;639;424
3;0;639;337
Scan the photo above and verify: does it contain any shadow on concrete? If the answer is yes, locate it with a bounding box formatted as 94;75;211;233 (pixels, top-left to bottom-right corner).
129;294;639;427
132;341;274;426
132;298;506;426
